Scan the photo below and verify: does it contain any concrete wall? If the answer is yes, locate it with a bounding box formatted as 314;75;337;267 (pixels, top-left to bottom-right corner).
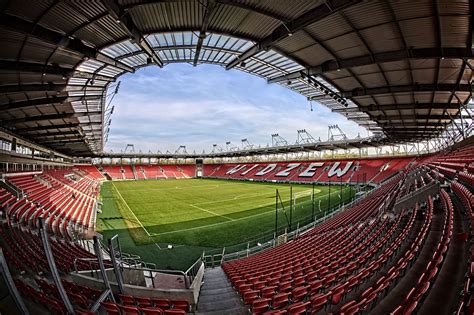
70;264;205;306
394;182;439;212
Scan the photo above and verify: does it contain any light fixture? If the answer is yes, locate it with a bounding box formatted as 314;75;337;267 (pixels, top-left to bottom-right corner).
240;61;246;68
282;22;293;37
116;19;121;24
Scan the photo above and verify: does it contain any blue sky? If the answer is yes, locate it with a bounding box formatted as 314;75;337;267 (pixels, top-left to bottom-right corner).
105;64;368;153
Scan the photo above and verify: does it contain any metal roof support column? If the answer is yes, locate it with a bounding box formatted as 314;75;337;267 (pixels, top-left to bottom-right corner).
38;218;75;314
0;249;29;315
89;235;115;312
108;235;125;294
101;0;163;67
194;0;217;66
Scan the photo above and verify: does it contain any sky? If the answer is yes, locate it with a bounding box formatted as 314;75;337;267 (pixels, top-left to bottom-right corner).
104;64;368;153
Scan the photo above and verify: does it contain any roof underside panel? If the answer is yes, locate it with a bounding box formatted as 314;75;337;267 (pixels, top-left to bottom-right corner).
0;0;472;156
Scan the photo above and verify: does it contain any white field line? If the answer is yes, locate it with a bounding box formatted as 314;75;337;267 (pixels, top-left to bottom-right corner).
148;207;274;236
194;188;321;207
189;204;234;221
113;184;177;251
294;189;322;198
148;188;348;237
114;183;224;193
194;191;275;205
112;182;151;237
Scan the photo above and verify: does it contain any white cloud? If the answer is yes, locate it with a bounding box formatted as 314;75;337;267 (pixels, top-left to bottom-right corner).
105;64;367;152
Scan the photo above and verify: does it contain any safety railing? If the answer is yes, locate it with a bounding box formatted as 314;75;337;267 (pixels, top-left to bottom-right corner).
0;179;23;199
202;191;372;268
73;257;103;278
184;256;204;287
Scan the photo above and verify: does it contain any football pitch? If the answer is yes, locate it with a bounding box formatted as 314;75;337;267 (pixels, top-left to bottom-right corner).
97;178;354;270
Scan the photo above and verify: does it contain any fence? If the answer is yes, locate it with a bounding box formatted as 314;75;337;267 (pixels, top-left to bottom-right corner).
202;188;372;268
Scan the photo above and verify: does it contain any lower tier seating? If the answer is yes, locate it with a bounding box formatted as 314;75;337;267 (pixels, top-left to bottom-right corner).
221;163;469;314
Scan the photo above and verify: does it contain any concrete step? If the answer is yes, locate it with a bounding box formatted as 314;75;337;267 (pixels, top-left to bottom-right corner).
196;306;248;315
199;286;235;296
198;298;245;311
198;289;240;304
201;280;233;290
197;267;247;314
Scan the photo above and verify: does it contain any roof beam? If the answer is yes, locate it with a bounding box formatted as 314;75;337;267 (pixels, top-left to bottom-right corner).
1;113;74;125
379;121;447;127
0;60;73;77
0;13;134;73
15;121;103;133
123;0;290;22
381;127;444;132
32;131;80;138
375;114;457;120
216;0;289;22
0;111;102;125
0;83;67;93
10;85;99;94
100;0;163;67
343;83;473;98
14;123;80;132
36;135;84;141
332;102;461;113
193;0;217;66
268;47;474;83
225;0;360;70
0;60;117;82
37;139;86;145
0;95;102;111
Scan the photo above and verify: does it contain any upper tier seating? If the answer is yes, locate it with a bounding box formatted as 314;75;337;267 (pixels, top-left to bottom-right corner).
74;165;106;181
102;165;126;180
203;157;413;184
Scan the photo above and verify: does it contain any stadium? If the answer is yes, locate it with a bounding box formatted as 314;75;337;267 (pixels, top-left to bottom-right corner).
0;0;473;314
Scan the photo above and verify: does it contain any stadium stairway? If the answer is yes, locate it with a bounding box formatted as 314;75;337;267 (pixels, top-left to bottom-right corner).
197;267;248;314
370;209;443;313
417;194;469;314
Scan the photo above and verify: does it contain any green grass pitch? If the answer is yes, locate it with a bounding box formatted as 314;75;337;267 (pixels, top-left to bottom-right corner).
97;178;354;270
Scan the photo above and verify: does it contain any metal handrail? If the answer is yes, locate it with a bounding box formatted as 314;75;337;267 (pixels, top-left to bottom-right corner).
73;257;102;278
0;179;23;199
119;264;190;288
73;256;199;290
184;256;204;287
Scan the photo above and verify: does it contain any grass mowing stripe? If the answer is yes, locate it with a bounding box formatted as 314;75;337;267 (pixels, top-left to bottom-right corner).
99;179;357;269
111;182;151;237
188;204;234;221
146;188;344;237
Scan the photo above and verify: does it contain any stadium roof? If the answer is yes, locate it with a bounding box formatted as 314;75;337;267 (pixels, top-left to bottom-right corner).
0;0;472;156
